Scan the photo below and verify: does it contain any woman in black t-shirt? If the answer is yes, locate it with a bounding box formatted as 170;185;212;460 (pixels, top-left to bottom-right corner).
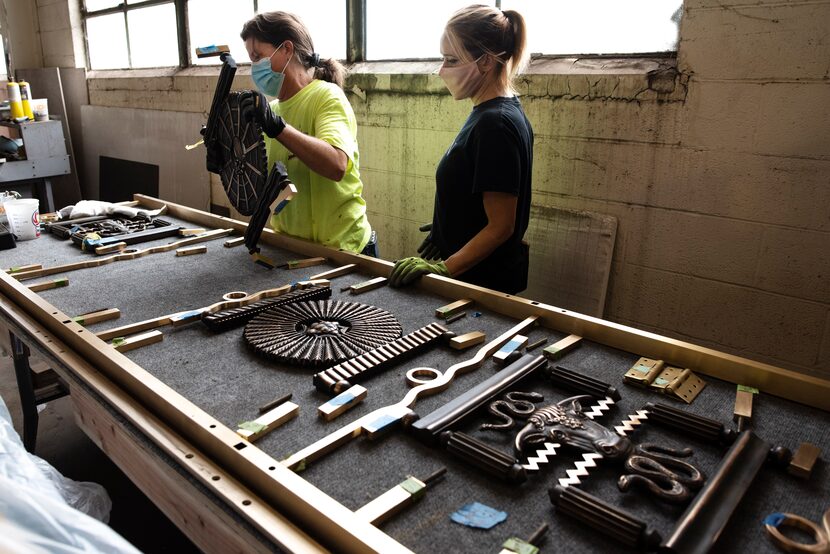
389;5;533;294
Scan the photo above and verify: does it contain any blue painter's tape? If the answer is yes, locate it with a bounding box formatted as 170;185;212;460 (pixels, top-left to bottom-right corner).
327;392;355;407
273;199;290;214
172;309;203;323
497;338;522;355
763;513;787;527
450;502;507;529
364;413;399;434
472;311;482;318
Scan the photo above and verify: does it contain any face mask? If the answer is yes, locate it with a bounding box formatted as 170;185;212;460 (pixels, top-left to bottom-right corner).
438;56;485;100
252;43;290;97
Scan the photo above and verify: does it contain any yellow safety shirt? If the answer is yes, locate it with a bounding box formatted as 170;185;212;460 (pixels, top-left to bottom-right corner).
266;79;370;253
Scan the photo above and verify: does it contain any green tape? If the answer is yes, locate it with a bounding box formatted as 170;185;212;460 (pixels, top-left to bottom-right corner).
111;337;125;346
54;278;68;288
400;477;425;499
71;316;85;325
737;385;759;394
502;538;539;554
238;421;267;433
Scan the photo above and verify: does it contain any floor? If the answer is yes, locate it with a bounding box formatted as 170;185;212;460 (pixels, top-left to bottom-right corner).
0;350;200;553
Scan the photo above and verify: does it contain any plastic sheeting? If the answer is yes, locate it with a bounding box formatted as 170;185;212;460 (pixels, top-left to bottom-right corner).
0;393;140;554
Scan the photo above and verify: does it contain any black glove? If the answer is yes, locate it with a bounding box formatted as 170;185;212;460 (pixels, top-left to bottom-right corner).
239;90;286;138
205;140;224;174
417;222;441;261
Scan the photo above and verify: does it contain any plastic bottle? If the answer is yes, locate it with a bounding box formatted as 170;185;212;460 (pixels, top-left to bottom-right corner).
18;80;34;120
7;81;24;120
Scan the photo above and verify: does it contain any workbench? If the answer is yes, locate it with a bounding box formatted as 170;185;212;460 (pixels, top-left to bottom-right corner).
1;195;827;553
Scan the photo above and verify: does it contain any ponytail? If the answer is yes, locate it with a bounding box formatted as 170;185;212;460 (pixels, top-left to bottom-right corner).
313;57;346;89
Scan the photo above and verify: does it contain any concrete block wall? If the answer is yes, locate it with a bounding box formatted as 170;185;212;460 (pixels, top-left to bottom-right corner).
47;0;830;378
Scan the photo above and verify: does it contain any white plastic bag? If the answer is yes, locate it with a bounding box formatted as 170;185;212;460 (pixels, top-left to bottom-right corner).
0;394;140;553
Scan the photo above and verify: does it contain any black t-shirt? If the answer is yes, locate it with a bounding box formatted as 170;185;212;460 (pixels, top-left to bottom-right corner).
431;96;533;294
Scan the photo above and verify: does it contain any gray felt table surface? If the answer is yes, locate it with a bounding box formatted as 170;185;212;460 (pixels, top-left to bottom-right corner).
3;217;828;553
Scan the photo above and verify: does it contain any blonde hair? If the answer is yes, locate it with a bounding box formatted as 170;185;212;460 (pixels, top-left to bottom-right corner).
241;11;346;88
444;4;528;93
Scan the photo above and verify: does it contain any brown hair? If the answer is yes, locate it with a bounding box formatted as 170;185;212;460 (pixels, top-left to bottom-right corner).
444;4;528;93
240;11;346;88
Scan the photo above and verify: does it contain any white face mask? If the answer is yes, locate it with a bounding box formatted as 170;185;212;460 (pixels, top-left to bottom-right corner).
438;56;485;100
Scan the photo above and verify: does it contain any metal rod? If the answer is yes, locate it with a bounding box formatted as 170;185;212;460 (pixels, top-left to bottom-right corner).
258;393;293;415
422;467;447;486
662;431;770;554
411;353;547;445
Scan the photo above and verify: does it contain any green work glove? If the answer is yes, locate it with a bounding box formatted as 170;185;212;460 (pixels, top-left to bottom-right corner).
389;257;450;287
417;223;441;261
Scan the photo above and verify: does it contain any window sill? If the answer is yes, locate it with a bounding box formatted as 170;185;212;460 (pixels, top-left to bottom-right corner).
86;55;684;103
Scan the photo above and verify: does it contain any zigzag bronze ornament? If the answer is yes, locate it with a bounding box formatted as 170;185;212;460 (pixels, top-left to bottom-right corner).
244;300;403;367
551;403;796;553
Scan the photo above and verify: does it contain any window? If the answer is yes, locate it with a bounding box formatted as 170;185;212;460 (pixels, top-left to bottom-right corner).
84;0;181;69
366;0;481;61
187;0;346;66
501;0;682;56
188;0;255;66
82;0;683;70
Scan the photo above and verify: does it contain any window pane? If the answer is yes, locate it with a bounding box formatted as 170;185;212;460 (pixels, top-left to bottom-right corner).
188;0;254;65
257;1;346;61
84;0;121;11
501;0;682;55
367;0;493;60
87;13;129;69
128;4;179;68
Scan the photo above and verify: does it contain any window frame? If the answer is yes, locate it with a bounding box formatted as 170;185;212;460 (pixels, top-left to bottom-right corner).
82;0;189;69
81;0;678;71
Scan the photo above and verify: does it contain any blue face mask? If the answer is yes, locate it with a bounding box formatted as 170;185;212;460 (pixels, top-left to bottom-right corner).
252;42;290;97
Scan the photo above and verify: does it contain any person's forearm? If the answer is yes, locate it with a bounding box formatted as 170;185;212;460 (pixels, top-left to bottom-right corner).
276;125;347;181
444;223;512;277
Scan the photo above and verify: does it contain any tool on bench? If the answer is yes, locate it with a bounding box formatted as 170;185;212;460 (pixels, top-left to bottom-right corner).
237;398;299;442
258;392;293;415
500;523;549;554
355;468;447;526
734;384;756;432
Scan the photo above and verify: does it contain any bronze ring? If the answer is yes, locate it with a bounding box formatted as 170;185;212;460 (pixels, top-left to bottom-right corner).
764;512;829;553
406;367;442;387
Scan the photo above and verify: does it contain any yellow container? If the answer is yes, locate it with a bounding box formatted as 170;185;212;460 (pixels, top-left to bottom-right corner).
7;82;24;120
18;80;34;120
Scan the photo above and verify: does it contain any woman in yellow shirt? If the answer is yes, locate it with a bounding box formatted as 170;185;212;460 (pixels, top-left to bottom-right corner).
239;11;375;255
